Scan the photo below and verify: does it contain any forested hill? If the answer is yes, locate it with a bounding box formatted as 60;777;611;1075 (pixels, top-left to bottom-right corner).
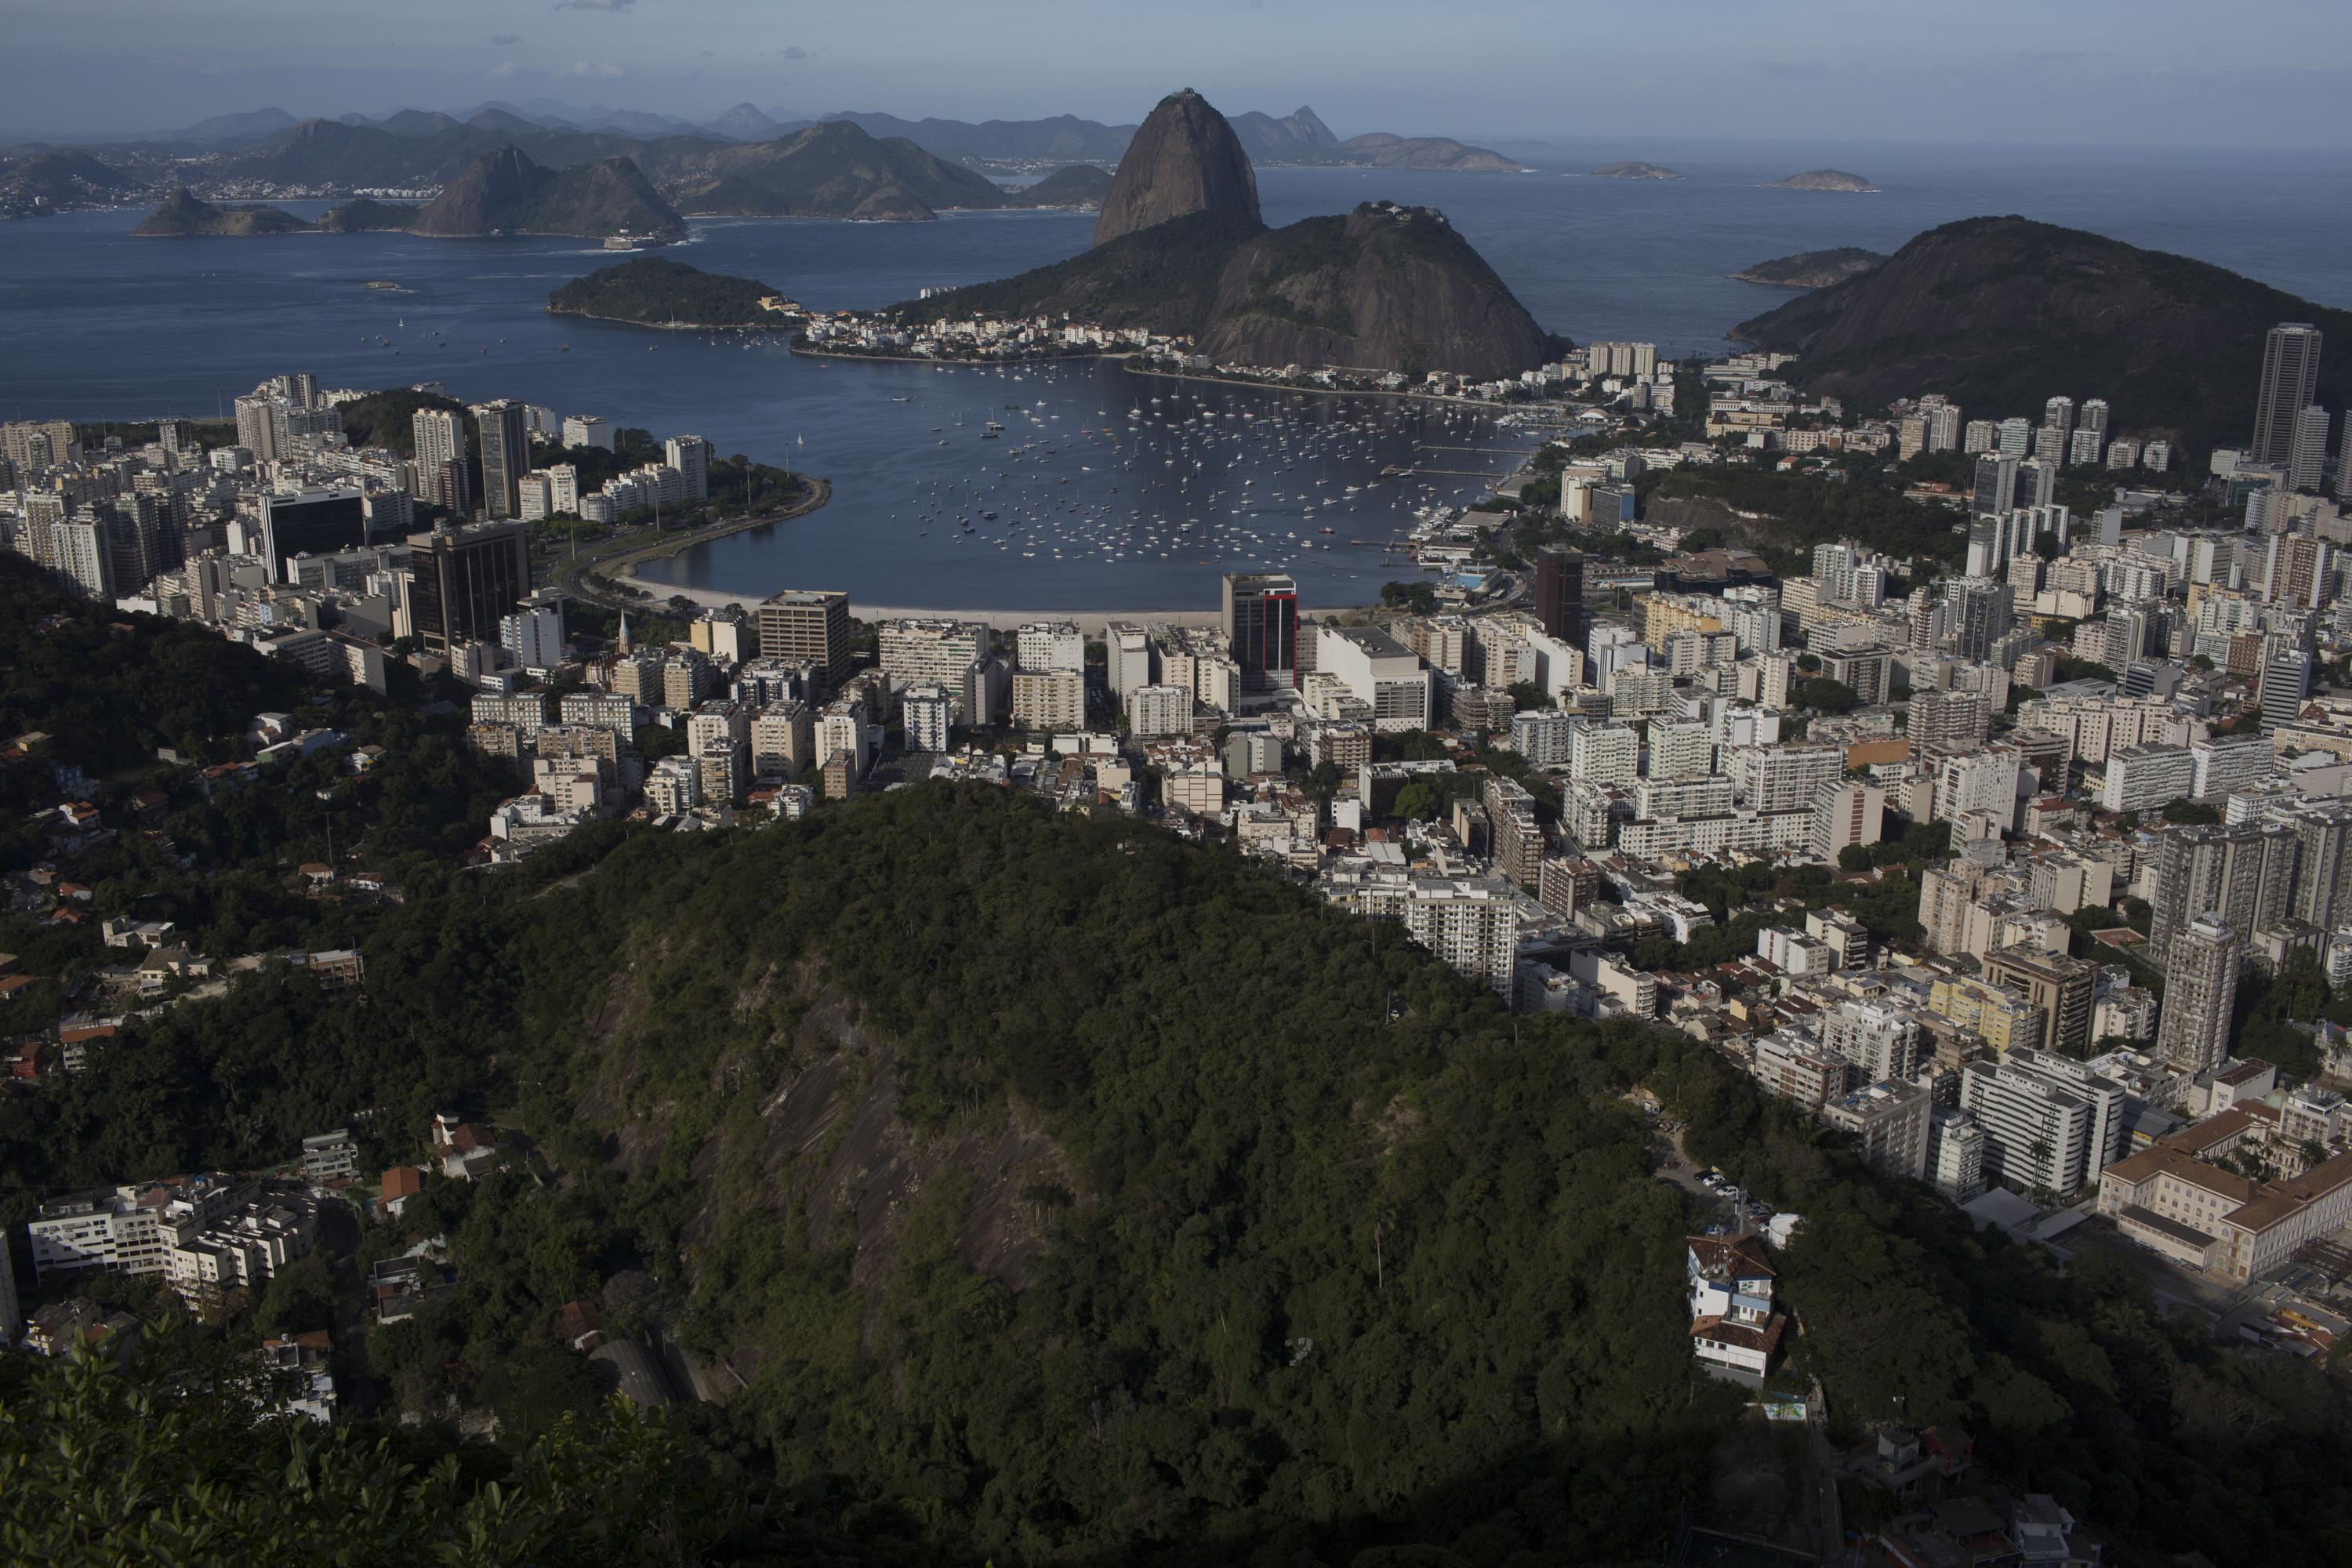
546;256;782;326
1732;215;2352;458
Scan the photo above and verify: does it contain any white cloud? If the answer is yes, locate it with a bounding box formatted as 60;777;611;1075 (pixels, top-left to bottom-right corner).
487;61;525;80
488;33;523;45
565;60;625;80
554;0;636;10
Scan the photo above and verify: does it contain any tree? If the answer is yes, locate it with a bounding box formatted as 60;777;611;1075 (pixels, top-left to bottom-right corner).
1798;677;1861;713
1393;782;1441;821
0;1331;772;1566
1378;580;1437;615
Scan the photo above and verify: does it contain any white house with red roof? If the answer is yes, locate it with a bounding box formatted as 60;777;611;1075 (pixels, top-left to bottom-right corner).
1687;1232;1787;1385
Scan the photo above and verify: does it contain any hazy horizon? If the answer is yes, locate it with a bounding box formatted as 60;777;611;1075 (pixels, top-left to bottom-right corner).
6;0;2349;151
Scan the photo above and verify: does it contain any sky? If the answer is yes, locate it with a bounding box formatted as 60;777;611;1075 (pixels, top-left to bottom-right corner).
5;0;2350;148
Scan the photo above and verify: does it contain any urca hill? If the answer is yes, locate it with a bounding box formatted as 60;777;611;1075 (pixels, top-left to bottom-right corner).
898;89;1555;381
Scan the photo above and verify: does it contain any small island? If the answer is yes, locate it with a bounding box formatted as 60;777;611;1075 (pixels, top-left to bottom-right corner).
1002;165;1114;209
1729;246;1887;288
315;198;416;233
1587;162;1682;180
131;187;313;238
546;256;793;328
1768;169;1879;193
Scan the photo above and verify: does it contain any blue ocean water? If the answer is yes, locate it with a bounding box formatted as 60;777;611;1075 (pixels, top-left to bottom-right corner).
2;139;2345;609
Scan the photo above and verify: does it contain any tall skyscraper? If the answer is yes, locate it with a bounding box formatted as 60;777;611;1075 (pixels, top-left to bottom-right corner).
2288;405;2332;493
469;399;531;521
405;521;532;654
2253;323;2324;465
2339;416;2352;503
412;408;465;510
2043;396;2075;442
2157;916;2241;1074
1996;416;2032;460
2260;644;2314;730
2078;398;2109;438
1535;546;1586;646
1222;572;1299;691
757;590;852;688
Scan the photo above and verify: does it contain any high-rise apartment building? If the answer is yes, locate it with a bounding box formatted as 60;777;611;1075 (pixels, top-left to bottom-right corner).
1484;775;1544;888
2288;405;2332;493
2147;820;2297;961
412;408;466;510
2253;323;2324;466
1958;1048;2127;1200
1984;946;2097;1058
877;619;989;688
469;400;531;521
233;395;281;463
2260;644;2314;730
1401;876;1519;997
0;418;77;473
1222;572;1299;691
757;590;851;688
2157;916;2242;1074
664;435;713;504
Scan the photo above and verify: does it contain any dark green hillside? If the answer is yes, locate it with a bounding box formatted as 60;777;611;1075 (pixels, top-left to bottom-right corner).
335;385;470;456
1733;215;2352;460
1003;162;1113;208
547;257;783;326
895;208;1264;335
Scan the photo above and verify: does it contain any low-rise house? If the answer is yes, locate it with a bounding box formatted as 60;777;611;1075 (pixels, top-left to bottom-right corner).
430;1112;498;1181
1686;1233;1787;1385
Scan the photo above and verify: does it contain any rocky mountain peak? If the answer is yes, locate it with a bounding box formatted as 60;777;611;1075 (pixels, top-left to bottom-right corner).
1093;88;1261;247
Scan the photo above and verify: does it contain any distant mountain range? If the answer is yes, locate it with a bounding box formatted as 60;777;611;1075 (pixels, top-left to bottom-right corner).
129;146;688;241
3;97;1520;181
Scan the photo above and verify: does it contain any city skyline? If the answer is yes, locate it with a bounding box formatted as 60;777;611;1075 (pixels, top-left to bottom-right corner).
6;0;2351;149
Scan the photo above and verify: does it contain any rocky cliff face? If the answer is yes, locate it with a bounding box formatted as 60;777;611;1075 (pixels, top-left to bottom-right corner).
1199;201;1552;379
1094;89;1261;246
408;147;683;238
1733;216;2352;453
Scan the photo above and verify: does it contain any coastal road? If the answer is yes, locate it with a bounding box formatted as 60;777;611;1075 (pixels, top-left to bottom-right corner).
552;478;832;615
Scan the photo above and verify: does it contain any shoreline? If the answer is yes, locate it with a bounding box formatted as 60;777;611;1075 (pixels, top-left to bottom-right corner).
546;307;789;332
789;343;1120;365
560;478;831;612
599;585;1374;631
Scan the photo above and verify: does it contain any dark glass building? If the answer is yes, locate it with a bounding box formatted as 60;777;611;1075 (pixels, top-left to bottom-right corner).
1535;546;1585;646
1222;572;1298;691
407;521;531;653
